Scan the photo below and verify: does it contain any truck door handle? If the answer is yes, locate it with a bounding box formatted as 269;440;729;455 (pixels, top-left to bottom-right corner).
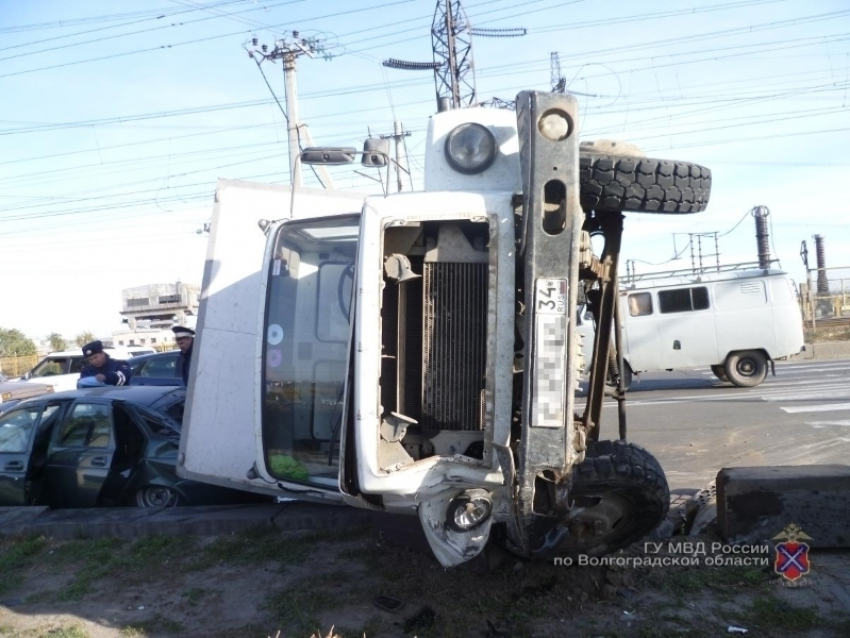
91;457;108;467
4;461;24;471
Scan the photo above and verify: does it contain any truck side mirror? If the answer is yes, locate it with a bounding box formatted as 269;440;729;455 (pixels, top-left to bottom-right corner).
362;138;389;167
301;147;356;165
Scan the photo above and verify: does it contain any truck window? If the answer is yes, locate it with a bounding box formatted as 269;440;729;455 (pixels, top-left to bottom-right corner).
658;286;709;314
627;293;653;317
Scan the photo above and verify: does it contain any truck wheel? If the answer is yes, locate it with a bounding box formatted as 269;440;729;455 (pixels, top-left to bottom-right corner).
579;146;712;214
711;364;729;382
553;440;669;557
724;351;768;387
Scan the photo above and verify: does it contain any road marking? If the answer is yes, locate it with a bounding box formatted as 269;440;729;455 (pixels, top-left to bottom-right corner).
805;420;850;428
781;403;850;414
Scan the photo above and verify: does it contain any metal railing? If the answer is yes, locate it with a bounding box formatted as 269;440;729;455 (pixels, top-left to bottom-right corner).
621;260;781;287
0;354;40;379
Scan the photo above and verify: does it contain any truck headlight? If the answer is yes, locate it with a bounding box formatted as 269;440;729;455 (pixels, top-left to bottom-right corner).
444;123;497;174
446;490;493;531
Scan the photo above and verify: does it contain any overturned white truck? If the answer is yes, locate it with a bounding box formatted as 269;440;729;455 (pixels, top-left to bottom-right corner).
178;91;712;567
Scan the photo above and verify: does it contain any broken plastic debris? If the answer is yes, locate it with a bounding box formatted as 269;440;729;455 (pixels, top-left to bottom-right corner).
623;610;635;616
727;626;748;634
138;606;145;611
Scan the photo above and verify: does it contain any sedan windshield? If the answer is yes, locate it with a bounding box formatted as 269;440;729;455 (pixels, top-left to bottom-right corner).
262;216;359;487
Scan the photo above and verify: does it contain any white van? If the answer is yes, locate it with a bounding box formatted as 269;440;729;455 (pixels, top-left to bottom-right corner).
18;347;155;392
579;266;805;387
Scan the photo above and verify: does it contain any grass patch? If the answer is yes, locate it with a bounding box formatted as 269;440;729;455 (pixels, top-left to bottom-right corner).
42;625;90;638
743;595;821;632
46;535;196;600
191;525;367;571
660;564;769;595
120;615;184;637
0;535;48;595
181;586;213;606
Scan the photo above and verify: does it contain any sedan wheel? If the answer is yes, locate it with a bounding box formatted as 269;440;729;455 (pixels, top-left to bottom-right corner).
135;486;178;508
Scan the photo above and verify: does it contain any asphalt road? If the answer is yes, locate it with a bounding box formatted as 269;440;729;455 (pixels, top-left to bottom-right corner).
590;358;850;491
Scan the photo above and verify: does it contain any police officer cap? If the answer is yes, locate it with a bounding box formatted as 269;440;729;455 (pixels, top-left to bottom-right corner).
172;326;195;339
82;340;104;357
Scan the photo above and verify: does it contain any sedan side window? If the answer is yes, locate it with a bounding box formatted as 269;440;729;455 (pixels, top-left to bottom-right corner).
69;357;87;374
31;358;69;378
0;407;41;453
58;403;112;448
140;355;179;378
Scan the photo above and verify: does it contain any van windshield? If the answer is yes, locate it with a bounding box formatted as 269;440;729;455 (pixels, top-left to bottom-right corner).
261;215;359;487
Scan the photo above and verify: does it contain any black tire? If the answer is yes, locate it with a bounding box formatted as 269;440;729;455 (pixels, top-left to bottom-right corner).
553;440;669;557
711;364;729;382
135;486;179;508
580;152;712;214
724;350;768;387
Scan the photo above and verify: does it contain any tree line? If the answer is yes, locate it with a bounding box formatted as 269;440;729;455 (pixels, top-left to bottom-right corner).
0;328;96;356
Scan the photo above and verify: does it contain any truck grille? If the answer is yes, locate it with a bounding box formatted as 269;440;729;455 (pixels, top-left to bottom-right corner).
421;262;487;431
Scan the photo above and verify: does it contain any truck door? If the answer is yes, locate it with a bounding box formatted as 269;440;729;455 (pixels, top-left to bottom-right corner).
177;179;366;500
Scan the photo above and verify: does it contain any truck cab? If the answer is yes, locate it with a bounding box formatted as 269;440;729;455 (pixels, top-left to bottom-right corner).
178;91;713;567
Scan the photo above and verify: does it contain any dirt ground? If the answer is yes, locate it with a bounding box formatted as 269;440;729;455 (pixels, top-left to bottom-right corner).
1;514;850;638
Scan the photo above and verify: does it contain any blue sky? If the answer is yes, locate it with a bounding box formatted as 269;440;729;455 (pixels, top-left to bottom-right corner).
1;0;849;340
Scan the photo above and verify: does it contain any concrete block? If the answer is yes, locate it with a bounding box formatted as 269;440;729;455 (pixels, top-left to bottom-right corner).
812;341;850;360
716;465;850;547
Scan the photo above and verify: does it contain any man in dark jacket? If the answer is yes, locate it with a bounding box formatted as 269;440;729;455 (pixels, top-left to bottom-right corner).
79;340;131;386
172;326;195;386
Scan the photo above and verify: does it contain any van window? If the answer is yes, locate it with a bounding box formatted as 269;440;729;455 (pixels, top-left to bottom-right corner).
658;286;709;314
627;293;653;317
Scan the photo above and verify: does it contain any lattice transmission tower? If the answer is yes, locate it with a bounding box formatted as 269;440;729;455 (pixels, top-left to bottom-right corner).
383;0;524;110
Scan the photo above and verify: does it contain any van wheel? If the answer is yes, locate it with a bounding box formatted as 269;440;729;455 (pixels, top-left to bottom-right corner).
552;440;669;557
711;364;729;382
580;146;712;214
724;351;768;387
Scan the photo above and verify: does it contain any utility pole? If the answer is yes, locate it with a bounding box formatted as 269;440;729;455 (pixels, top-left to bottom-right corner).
245;33;334;188
379;121;412;192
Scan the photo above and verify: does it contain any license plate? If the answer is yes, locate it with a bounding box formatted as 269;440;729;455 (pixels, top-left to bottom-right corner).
532;279;568;428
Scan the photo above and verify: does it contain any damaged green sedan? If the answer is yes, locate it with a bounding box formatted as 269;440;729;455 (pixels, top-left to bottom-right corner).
0;386;260;508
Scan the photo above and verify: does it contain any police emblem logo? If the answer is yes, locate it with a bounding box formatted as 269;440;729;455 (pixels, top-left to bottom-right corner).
773;523;813;582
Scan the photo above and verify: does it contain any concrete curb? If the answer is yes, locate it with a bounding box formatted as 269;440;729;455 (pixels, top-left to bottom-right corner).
0;502;375;540
789;341;850;361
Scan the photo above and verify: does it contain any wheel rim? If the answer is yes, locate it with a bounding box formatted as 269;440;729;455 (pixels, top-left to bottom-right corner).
136;486;176;507
736;358;757;377
560;491;634;551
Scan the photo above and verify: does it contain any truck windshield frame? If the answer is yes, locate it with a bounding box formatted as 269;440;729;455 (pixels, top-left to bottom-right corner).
261;214;360;488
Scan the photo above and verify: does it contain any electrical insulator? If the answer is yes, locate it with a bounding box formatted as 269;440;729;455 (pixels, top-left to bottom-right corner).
292;30;299;38
252;37;258;46
262;44;268;53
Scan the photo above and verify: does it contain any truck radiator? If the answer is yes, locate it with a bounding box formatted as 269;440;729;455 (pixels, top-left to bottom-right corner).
421;262;487;431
